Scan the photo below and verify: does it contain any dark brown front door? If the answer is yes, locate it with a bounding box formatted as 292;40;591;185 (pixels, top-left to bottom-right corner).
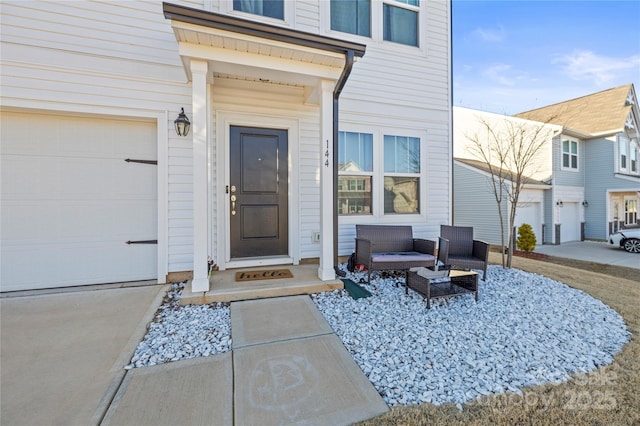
230;126;288;259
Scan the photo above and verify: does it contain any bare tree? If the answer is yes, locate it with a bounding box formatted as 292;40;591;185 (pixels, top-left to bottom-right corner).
464;114;556;268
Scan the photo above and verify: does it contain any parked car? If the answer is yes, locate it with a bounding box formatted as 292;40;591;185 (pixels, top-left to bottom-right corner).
608;228;640;253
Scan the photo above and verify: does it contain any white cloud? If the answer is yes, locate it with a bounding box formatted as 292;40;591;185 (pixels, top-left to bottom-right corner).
483;64;530;86
554;50;640;85
473;26;505;43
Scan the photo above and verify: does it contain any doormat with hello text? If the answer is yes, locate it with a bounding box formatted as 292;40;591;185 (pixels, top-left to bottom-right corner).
235;269;294;282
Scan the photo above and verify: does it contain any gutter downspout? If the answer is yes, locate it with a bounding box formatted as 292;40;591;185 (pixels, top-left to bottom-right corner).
333;49;355;276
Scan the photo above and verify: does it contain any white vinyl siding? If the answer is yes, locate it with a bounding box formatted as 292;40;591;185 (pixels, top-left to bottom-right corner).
1;0;451;270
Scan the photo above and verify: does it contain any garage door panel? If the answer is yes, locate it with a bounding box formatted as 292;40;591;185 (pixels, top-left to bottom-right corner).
116;165;157;198
515;203;542;243
559;202;580;243
1;112;157;291
1;247;51;291
56;243;156;282
1;156;44;197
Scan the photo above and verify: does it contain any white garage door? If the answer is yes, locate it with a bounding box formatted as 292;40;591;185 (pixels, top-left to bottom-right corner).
1;112;157;291
515;202;542;244
559;202;581;243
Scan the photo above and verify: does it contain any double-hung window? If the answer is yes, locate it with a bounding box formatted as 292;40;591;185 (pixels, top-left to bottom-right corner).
338;131;422;216
330;0;371;37
625;198;638;225
233;0;284;20
329;0;420;47
631;140;639;174
383;135;420;213
620;136;628;171
562;139;578;170
338;132;373;215
383;0;419;46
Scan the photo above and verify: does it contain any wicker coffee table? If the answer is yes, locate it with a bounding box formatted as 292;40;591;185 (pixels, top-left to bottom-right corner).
406;269;479;309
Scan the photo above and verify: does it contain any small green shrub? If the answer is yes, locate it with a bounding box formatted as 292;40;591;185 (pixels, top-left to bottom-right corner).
516;223;537;252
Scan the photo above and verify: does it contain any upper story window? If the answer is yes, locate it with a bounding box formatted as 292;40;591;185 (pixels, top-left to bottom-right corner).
331;0;371;37
619;136;628;171
383;0;419;46
562;139;578;170
233;0;284;20
631;140;639;174
329;0;420;47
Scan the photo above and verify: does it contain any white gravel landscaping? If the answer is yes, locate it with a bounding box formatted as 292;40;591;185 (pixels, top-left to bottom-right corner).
126;265;630;409
125;283;231;369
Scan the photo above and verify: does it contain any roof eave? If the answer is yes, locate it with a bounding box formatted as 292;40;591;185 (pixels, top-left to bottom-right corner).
163;2;366;58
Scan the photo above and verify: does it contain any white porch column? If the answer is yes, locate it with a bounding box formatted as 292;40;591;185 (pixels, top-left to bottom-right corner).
191;59;210;292
319;79;336;280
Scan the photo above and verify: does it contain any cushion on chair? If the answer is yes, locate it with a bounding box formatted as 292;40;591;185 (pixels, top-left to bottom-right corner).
371;252;436;262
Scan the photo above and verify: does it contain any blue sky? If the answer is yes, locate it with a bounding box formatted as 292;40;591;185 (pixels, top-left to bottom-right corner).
452;0;640;114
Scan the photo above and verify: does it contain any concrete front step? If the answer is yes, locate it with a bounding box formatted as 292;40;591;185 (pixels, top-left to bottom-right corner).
180;264;343;305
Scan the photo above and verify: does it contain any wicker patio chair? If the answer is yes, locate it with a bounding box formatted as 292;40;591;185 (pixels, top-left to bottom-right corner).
440;225;489;280
436;236;450;270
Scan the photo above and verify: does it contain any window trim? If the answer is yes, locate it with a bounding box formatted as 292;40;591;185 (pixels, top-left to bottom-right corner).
322;0;427;53
338;130;374;216
619;135;629;173
624;197;638;225
560;137;579;172
338;124;427;223
382;0;421;47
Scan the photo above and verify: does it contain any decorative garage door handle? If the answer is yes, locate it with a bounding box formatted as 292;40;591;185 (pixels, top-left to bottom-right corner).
124;158;157;165
125;240;158;245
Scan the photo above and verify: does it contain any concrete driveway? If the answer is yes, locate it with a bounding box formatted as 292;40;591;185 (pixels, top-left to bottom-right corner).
0;284;166;425
534;241;640;270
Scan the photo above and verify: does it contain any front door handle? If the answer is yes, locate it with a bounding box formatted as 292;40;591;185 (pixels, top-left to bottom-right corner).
231;195;236;216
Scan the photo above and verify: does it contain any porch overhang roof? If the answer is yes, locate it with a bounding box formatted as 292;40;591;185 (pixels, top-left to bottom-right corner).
163;2;366;87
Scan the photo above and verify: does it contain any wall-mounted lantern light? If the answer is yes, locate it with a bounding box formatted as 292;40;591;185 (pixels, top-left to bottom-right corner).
582;200;589;207
556;200;564;207
174;108;190;136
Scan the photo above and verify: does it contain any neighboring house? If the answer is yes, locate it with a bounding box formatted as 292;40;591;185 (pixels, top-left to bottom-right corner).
453;84;640;246
0;1;452;292
516;84;640;242
454;158;551;247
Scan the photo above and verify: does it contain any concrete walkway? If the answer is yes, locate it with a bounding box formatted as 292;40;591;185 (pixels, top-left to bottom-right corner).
2;288;388;426
102;295;388;425
534;240;640;270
